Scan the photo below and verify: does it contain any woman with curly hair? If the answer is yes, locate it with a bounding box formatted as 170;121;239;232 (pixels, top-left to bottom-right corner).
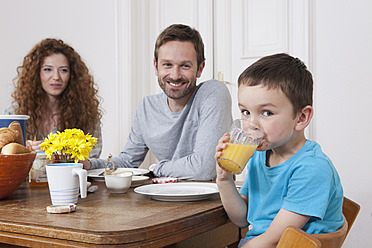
4;38;103;158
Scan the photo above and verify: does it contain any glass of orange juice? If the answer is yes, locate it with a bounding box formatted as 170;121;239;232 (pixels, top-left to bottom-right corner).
217;119;263;174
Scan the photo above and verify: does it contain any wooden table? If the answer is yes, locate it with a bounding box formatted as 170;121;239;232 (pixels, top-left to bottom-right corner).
0;180;242;247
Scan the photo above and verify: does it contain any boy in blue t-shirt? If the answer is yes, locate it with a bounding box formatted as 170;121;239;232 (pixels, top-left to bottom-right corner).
215;53;344;248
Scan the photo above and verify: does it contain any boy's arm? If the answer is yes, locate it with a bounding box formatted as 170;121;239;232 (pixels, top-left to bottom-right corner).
243;208;310;248
216;136;249;227
217;174;249;227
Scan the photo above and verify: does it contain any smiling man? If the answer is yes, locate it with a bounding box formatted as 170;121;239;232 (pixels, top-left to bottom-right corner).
84;24;232;180
155;40;201;112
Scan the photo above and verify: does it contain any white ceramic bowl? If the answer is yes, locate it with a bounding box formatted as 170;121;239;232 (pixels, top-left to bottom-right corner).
104;171;133;193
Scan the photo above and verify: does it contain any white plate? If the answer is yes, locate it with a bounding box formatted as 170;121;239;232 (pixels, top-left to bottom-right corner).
131;176;150;187
134;182;219;202
88;168;150;182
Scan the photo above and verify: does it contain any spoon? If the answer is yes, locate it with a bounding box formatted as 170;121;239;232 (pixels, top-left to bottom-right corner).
88;185;98;193
79;185;98;196
110;171;133;176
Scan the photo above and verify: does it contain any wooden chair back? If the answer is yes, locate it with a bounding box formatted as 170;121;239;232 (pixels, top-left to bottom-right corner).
312;219;347;248
304;196;360;248
277;226;321;248
342;196;360;236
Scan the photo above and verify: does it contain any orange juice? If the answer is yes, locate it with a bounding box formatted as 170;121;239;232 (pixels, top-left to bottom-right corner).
218;143;257;174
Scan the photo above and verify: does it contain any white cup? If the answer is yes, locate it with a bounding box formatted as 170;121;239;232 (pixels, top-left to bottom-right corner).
104;171;133;193
46;163;87;205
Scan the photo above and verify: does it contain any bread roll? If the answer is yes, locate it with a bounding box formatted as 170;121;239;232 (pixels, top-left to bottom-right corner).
8;121;24;145
1;143;31;155
0;128;18;151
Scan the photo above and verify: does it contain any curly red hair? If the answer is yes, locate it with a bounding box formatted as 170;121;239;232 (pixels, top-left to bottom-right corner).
11;38;102;140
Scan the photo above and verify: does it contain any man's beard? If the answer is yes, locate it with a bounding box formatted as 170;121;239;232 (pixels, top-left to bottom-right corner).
158;77;197;100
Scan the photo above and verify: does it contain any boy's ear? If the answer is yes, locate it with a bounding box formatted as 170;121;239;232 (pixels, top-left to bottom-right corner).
295;105;313;131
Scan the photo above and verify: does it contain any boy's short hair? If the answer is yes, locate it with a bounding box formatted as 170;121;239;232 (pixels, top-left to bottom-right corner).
154;24;205;68
238;53;313;115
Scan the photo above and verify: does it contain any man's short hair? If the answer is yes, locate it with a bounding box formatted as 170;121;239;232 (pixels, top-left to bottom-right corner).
154;24;205;68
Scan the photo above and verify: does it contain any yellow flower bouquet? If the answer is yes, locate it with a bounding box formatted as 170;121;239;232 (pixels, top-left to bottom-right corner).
40;128;97;163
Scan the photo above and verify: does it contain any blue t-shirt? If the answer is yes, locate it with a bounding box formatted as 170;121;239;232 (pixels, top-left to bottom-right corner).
239;140;344;239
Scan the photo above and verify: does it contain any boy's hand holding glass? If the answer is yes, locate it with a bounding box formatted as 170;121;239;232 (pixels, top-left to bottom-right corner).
215;133;233;181
217;119;263;175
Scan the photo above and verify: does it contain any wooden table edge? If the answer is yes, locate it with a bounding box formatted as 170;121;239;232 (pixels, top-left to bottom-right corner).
0;206;229;246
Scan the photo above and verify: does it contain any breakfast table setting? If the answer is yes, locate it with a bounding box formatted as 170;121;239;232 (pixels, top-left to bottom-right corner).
0;115;250;247
0;172;242;248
